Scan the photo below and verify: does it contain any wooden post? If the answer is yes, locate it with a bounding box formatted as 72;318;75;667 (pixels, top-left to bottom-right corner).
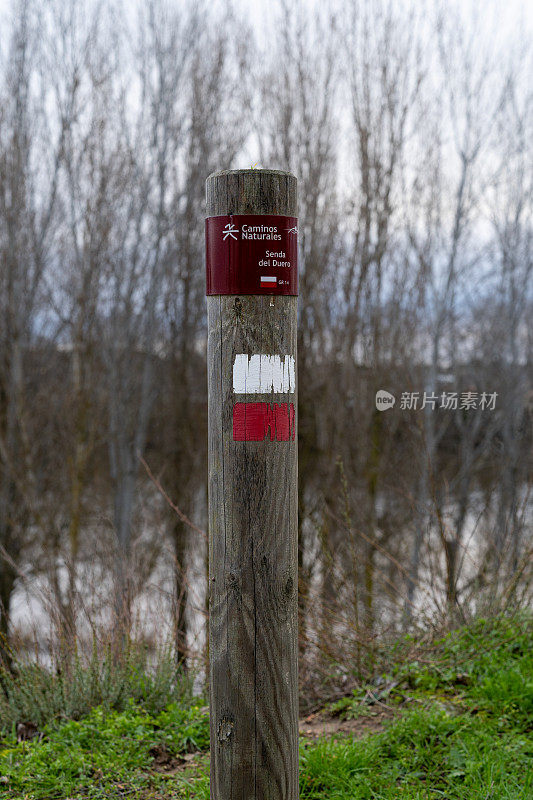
206;169;298;799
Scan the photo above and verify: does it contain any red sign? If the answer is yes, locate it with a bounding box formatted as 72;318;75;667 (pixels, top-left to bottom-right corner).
206;215;298;295
233;402;296;441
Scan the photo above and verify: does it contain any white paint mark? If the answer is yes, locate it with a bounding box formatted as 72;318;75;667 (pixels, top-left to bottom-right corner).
233;354;295;394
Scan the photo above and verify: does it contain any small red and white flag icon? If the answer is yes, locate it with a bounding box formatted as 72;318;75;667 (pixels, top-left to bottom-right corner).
260;275;277;288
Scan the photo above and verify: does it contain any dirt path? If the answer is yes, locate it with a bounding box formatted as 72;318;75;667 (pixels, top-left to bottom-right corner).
299;706;396;740
147;705;397;785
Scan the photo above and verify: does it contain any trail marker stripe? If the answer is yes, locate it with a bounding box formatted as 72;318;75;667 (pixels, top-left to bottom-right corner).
233;354;295;394
233;402;296;441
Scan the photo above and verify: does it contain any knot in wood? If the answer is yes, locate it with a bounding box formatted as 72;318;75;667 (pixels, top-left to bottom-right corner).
233;297;243;320
217;717;234;743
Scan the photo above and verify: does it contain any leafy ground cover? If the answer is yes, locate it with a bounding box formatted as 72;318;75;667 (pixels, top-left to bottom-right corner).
0;614;531;799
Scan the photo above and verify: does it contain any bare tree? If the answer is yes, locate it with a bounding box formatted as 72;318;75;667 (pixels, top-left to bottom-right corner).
340;0;425;635
0;0;64;662
402;2;516;620
483;61;533;585
255;0;341;665
158;3;251;668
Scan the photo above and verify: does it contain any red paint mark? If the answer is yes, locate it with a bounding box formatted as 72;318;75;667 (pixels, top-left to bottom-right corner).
233;403;296;441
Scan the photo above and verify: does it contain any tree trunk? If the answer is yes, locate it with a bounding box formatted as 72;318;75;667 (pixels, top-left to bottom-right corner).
172;517;189;671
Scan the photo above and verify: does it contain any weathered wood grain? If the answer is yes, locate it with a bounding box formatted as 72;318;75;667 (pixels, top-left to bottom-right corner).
207;169;298;799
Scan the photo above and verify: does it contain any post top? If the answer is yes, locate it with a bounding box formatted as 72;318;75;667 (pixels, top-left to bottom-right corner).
206;168;297;217
207;168;296;180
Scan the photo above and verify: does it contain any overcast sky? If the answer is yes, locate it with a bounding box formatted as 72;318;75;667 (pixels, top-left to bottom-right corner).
0;0;530;177
0;0;532;31
232;0;533;40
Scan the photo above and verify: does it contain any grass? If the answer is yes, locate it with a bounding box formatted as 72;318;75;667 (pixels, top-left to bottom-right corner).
0;701;210;799
300;709;531;798
0;613;531;799
0;640;194;735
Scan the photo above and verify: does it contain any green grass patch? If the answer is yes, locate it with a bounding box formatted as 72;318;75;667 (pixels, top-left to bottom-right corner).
300;708;532;798
0;613;531;799
0;700;210;799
